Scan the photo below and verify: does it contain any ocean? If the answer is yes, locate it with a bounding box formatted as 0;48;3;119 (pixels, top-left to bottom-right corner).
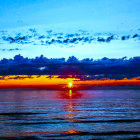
0;89;140;139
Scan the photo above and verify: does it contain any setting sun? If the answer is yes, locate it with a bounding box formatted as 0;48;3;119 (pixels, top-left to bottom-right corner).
68;82;73;88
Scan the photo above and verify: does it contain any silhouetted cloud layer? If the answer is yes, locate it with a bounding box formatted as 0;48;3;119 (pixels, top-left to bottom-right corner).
0;54;140;77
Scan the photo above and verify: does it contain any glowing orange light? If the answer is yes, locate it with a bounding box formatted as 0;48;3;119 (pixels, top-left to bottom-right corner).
68;82;73;88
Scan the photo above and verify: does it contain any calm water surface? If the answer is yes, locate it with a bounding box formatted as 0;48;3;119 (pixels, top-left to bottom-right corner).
0;89;140;139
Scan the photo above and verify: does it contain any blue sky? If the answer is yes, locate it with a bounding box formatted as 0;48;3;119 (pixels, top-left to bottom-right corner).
0;0;140;31
0;0;140;59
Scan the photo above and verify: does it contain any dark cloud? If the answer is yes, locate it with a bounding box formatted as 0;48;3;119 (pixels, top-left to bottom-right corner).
1;28;139;47
0;48;22;51
0;54;140;77
121;35;130;40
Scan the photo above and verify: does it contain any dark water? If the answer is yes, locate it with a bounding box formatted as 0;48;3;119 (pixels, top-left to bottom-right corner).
0;89;140;139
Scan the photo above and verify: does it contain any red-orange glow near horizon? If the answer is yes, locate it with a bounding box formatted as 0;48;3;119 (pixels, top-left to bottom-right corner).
0;75;140;89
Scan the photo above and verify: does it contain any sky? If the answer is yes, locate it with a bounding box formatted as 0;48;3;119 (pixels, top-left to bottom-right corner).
0;0;140;59
0;0;140;31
